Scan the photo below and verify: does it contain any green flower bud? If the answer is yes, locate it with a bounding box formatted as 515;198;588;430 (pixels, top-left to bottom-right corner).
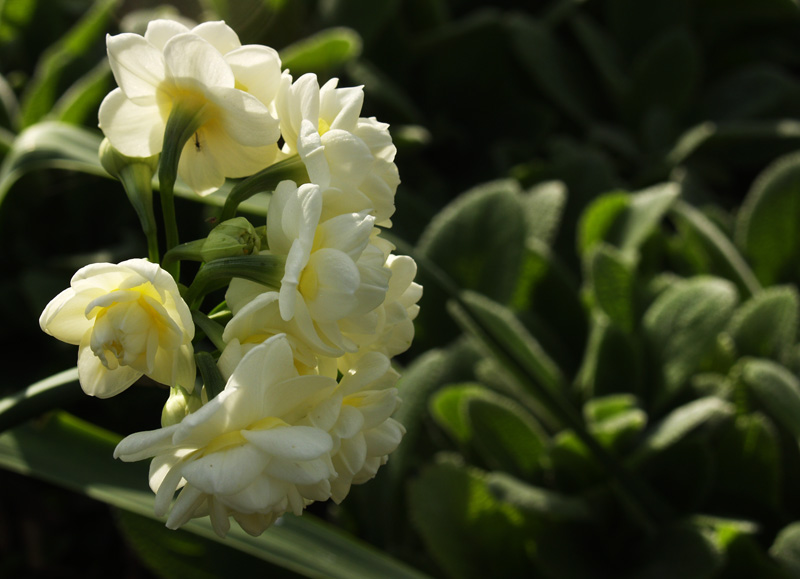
161;384;203;427
99;138;159;179
200;217;261;262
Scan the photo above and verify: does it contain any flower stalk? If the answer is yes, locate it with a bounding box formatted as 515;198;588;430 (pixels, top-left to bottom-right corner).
183;254;285;309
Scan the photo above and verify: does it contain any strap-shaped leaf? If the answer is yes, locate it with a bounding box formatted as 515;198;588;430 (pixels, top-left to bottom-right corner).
279;27;362;77
0;411;430;579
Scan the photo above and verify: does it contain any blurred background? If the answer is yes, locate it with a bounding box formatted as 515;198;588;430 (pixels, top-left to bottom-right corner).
4;0;800;576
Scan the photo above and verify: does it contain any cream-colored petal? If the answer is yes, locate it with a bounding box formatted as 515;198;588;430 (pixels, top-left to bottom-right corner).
78;339;141;398
205;85;279;147
98;88;165;157
144;19;190;51
177;136;225;196
225;45;281;105
106;33;166;102
192;21;241;55
182;444;269;496
242;426;332;461
163;33;234;88
39;287;92;344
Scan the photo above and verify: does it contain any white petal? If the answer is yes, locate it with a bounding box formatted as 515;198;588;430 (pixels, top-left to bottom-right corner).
302;248;361;322
77;340;141;398
265;456;333;485
205;85;280;147
106;33;166;102
177;136;225;196
98;88;165;157
192;21;242;55
39;287;92;344
182;444;269;496
202;128;278;178
332;405;365;440
166;485;206;529
226;45;282;105
114;423;180;460
319;129;375;190
364;418;405;456
242;426;332;461
163;33;234;88
144;19;190;51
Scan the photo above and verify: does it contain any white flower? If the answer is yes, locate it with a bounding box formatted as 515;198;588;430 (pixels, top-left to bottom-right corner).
337;253;422;372
98;19;281;195
328;352;405;503
276;73;400;225
227;180;391;352
39;259;195;398
114;335;341;537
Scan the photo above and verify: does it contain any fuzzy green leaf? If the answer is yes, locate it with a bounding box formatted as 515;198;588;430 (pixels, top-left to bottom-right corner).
642;276;739;408
742;358;800;444
728;286;799;361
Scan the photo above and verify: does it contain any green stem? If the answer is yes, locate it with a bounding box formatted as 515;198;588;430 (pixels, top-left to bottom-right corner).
184;254;285;310
220;155;308;221
118;164;160;263
192;310;227;352
195;351;226;401
161;239;207;272
159;100;210;279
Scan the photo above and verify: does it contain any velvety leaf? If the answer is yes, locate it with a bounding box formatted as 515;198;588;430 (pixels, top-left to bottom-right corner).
742;358;800;443
669;200;762;299
631;397;735;464
407;459;535;579
577;191;629;256
415;180;527;349
627;521;723;579
574;315;642;399
279;27;362;77
728;286;799;361
466;392;549;477
642;276;739;408
486;472;593;521
447;290;567;430
770;522;800;577
522;180;567;248
584;394;647;454
710;412;782;511
585;242;635;332
428;383;485;445
736;151;800;286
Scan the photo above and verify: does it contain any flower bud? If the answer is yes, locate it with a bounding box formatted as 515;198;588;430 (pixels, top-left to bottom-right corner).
99;138;159;179
161;384;203;427
200;217;261;262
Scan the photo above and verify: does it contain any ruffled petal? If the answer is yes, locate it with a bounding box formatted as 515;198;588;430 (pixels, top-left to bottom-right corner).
106;33;166;102
163;33;234;88
98;88;165;157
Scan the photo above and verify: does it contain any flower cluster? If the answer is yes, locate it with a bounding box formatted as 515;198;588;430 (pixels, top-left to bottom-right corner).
39;19;420;537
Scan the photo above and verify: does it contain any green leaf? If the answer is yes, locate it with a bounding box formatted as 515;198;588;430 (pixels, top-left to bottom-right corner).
466;392;550;477
0;367;80;433
319;0;401;43
486;472;594;521
585;242;636;332
627;521;723;579
741;358;800;444
415;180;527;347
711;413;782;511
642;276;739;408
447;290;566;429
407;459;535;579
19;0;119;128
522;180;567;248
0;122;270;214
584;394;647;454
577;183;679;256
0;411;430;579
52;59;112;125
584;393;639;423
279;27;363;77
770;522;800;577
631;397;735;464
736;151;800;286
508;14;593;126
669;200;762;299
429;383;486;444
728;286;799;361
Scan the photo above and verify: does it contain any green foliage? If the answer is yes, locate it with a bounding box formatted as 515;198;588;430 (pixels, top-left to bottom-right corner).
6;0;800;577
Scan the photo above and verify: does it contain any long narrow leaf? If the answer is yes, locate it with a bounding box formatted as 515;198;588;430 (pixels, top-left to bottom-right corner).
0;411;430;579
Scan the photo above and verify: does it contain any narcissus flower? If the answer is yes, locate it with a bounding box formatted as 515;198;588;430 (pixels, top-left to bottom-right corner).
39;259;195;398
276;73;400;225
114;335;340;537
226;180;391;353
98;19;280;195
